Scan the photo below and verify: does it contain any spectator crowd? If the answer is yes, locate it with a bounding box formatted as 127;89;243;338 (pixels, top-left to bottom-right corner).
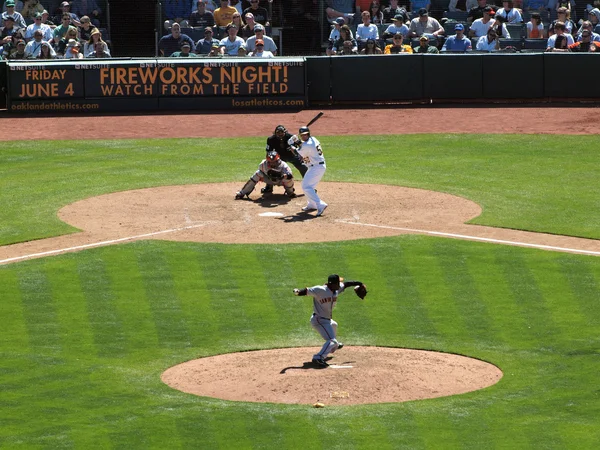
0;0;108;59
2;0;599;59
323;0;600;54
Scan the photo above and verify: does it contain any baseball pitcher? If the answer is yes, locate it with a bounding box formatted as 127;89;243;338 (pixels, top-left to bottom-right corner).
235;151;296;200
293;274;367;367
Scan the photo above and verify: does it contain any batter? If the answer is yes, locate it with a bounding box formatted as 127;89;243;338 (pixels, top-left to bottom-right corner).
288;126;328;216
293;274;365;367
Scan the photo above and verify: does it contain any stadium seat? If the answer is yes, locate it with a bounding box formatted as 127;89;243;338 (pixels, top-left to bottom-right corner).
506;23;524;39
443;21;466;35
499;38;522;51
522;38;548;51
443;11;468;22
181;27;204;42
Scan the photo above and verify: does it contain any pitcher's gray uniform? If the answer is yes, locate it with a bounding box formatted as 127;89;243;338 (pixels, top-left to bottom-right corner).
293;274;364;367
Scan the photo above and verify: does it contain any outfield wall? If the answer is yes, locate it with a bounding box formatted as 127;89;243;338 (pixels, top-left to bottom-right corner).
3;54;600;113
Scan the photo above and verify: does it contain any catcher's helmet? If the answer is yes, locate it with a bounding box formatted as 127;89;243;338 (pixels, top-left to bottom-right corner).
274;125;287;134
299;126;310;135
266;151;280;166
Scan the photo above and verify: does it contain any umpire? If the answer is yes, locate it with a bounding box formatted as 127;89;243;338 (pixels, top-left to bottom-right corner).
263;125;307;194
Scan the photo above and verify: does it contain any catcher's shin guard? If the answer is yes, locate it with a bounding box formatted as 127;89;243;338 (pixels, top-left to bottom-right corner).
238;178;257;197
283;178;296;197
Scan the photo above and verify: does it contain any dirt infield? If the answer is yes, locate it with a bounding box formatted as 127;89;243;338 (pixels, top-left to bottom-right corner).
3;106;599;405
1;106;599;142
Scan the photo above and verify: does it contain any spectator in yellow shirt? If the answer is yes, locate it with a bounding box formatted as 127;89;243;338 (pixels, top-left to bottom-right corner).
214;0;237;27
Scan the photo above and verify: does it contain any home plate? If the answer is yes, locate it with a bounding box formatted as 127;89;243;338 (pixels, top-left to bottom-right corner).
329;365;353;369
258;212;284;217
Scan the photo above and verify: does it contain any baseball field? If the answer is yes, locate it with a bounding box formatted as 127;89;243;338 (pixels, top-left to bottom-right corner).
1;108;599;448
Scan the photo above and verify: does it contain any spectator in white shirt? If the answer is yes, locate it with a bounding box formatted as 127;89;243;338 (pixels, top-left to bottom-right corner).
476;27;500;51
249;38;274;57
546;21;574;50
24;11;52;41
23;27;45;57
469;6;495;38
355;10;378;45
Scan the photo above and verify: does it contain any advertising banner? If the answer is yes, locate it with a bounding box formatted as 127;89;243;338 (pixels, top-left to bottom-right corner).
7;58;307;112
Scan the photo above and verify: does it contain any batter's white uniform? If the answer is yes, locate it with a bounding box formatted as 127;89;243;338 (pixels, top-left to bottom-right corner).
306;283;347;361
289;134;327;213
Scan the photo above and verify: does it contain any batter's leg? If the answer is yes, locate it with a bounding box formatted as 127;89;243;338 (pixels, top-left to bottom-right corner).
301;165;326;210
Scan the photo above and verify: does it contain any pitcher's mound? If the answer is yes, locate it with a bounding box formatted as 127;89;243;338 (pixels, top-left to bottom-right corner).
161;346;502;405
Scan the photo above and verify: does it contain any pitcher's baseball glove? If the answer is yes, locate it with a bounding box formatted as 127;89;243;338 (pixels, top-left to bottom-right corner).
354;284;367;300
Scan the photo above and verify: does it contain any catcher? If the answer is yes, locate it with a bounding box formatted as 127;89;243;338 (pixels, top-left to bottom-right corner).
235;151;297;200
293;274;367;368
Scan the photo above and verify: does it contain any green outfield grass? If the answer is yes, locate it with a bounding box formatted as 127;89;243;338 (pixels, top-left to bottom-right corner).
1;135;599;448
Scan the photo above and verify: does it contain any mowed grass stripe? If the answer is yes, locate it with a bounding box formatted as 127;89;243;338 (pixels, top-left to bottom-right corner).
259;245;310;346
496;251;562;350
196;245;247;353
410;403;464;449
0;270;29;351
468;246;528;352
268;411;323;450
203;407;254;449
104;245;161;358
76;254;127;358
344;408;417;450
403;238;465;349
45;257;96;359
534;256;594;346
17;264;61;353
379;238;439;346
165;243;220;350
136;245;193;350
433;240;495;346
222;245;283;347
556;257;600;333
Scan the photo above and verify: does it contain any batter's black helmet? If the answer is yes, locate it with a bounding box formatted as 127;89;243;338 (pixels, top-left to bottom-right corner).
274;124;287;134
299;126;310;135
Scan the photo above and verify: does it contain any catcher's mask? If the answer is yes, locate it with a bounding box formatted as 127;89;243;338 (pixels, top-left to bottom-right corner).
266;151;280;167
275;125;287;135
299;126;310;136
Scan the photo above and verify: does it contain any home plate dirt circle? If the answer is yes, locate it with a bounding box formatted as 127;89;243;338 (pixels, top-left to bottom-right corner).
57;182;481;244
161;347;503;405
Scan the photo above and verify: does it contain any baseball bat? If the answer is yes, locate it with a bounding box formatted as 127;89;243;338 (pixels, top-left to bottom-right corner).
306;111;324;128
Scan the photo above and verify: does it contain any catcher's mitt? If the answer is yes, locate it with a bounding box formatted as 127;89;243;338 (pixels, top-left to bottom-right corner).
267;169;284;181
354;284;367;300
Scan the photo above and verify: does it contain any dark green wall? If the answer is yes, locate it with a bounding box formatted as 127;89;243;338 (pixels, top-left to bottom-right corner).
306;54;600;104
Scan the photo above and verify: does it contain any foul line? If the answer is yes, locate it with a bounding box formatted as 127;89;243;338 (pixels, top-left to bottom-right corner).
336;220;600;257
0;223;208;265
